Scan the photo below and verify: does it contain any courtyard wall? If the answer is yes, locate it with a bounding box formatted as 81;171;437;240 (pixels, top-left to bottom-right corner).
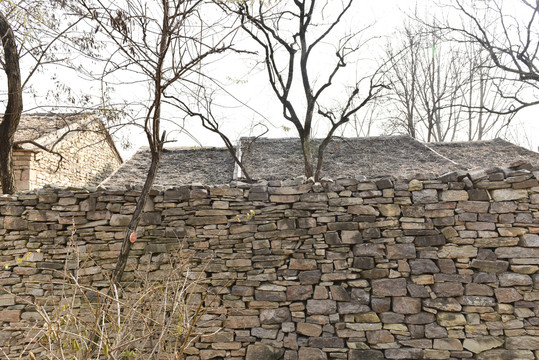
0;164;538;359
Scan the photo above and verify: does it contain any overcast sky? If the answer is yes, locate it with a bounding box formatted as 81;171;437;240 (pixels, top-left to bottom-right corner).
18;0;539;157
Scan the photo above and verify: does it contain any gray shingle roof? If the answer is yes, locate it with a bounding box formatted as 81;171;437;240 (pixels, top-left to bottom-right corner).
100;136;539;189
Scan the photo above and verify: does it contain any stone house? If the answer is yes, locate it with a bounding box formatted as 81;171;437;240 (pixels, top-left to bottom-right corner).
100;136;539;189
4;113;122;193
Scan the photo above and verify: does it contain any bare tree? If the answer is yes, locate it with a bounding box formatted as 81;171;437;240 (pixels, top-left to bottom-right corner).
71;0;231;284
439;0;539;114
382;19;515;142
0;13;23;194
0;1;91;194
219;0;387;181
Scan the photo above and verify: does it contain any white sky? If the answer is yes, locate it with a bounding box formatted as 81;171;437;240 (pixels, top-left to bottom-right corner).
17;0;539;157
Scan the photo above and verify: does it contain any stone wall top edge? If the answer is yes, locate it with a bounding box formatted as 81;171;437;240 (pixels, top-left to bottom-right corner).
1;161;538;200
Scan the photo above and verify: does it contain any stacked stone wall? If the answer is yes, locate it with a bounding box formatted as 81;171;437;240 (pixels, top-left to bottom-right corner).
1;122;122;194
29;122;122;189
0;164;539;359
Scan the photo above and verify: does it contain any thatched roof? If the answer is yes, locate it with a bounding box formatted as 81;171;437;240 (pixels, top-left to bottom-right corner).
430;138;539;171
240;136;462;180
101;147;235;190
100;136;539;189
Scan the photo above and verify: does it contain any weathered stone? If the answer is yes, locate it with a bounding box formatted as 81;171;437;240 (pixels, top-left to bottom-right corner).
287;285;313;301
463;336;504;354
348;205;379;216
379;312;405;323
458;296;496;306
433;282;464;297
299;270;321;285
289;258;317;270
353;257;375;269
387;243;416;259
425;323;448;338
372;278;407;296
341;230;363;244
298;348;327;360
338;301;370;314
438;245;477;259
353;243;385;257
385;348;423;359
260;308;291;325
297;323;322;337
470;259;509;273
410;259;440;275
231;286;254;297
474;272;497;283
329;197;363;206
494;288;523;303
164;187;190;200
367;330;395;344
413;189;438;204
520;234;539;247
407;284;430;298
245;344;284;360
330;285;350;301
491;189;528;201
465;283;494;296
476;350;534;360
140;212;161;225
402;205;425;217
393;297;421;314
468;189;489;201
437;259;456;273
186;215;227;225
437;312;466;327
498;273;532;286
0;310;21;322
505;336;539;350
4;216;27;230
349;350;384;360
308;336;345;348
406;312;436;324
475;237;519;248
306;300;336;315
415;234;446;247
496;247;539;258
354;312;381;323
457;201;490;213
371;297;391;313
0;205;24;216
224;316;260;329
434;338;463;350
378;204;401;217
490;201;518;213
440;190;468;201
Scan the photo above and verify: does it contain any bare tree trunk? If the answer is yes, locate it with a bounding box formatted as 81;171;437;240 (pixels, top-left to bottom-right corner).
111;150;160;284
0;13;23;194
301;136;315;179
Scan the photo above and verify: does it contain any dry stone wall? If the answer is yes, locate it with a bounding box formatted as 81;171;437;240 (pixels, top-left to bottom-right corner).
2;122;122;194
0;163;539;359
29;122;122;189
